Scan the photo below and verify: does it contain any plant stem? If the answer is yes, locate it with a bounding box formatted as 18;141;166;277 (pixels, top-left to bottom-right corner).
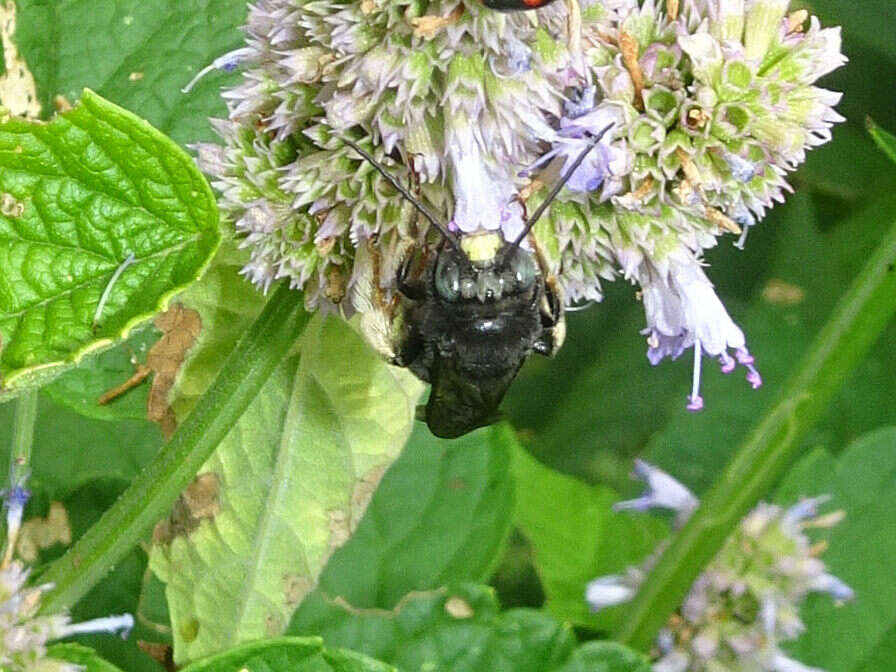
39;283;309;614
615;217;896;651
2;389;38;566
8;389;38;487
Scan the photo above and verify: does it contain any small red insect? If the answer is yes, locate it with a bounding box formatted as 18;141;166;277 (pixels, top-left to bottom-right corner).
480;0;559;11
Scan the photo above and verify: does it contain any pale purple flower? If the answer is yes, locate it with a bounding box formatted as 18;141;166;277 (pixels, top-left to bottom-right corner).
182;47;256;94
584;574;638;611
632;247;761;411
55;614;135;640
526;104;629;201
771;653;824;672
447;120;525;241
809;573;855;602
613;459;698;526
653;651;690;672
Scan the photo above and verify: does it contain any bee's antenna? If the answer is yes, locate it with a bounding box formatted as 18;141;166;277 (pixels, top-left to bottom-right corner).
510;123;614;249
343;138;462;253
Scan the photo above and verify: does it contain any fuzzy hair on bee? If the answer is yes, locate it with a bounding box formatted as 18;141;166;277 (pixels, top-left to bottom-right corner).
345;126;609;438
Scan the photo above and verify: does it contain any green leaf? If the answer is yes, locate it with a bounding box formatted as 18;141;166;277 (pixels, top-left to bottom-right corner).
506;300;690;488
511;445;667;630
289;583;649;672
0;390;162;498
47;643;126;672
554;643;651;672
301;423;516;612
867;117;896;166
0;89;220;396
774;427;896;672
149;314;423;664
178;637;395;672
15;0;246;146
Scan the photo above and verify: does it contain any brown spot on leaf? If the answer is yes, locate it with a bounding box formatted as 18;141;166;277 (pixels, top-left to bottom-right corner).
761;279;806;306
152;473;220;545
16;501;71;562
284;574;314;609
351;464;387;519
327;509;351;551
325;465;390;562
0;192;23;217
53;95;72;112
444;596;474;619
147;304;202;438
0;2;40;119
265;613;284;636
137;642;175;672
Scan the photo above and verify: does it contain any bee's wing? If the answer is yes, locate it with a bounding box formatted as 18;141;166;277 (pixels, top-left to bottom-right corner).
421;356;520;438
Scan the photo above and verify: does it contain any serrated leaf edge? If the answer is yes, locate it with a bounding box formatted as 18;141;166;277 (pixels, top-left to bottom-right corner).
0;89;221;395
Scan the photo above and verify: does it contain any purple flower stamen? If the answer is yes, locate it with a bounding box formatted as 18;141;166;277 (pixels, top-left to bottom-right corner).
687;341;704;412
183;47;255;94
719;352;736;374
746;364;763;389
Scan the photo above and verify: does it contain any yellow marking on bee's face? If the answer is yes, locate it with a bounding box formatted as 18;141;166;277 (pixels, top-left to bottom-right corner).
460;232;503;263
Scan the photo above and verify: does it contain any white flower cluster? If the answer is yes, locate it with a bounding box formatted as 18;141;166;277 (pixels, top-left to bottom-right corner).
195;0;845;409
587;462;853;672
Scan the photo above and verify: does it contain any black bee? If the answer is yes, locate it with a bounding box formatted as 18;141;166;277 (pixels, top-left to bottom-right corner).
480;0;560;10
345;127;607;438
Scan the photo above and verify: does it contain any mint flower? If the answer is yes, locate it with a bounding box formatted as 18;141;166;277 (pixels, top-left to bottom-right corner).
613;458;698;524
194;0;844;408
588;461;853;672
0;480;134;672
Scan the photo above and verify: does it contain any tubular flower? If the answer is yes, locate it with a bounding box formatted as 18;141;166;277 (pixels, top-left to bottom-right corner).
195;0;844;405
588;461;854;672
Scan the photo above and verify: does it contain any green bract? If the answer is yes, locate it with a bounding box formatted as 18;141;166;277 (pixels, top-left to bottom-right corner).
0;91;220;397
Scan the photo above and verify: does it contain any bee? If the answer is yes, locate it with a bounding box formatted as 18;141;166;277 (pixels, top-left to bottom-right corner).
480;0;560;10
345;127;607;438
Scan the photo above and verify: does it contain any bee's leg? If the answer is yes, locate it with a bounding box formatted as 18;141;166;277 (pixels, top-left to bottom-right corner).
396;248;432;301
527;233;567;356
368;236;388;310
360;238;428;371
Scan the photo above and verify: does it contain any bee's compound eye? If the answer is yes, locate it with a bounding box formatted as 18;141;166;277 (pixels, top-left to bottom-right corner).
435;255;462;301
506;249;537;290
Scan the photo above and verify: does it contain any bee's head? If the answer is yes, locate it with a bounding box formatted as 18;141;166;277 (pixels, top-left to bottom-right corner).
432;233;538;305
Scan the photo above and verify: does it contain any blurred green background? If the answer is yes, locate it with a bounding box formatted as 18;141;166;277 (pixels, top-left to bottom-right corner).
1;1;895;671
